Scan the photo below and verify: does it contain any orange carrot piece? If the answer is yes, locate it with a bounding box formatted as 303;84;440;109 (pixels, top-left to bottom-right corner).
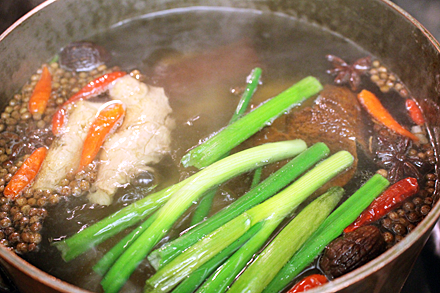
28;66;52;114
51;71;126;136
4;147;47;199
357;90;419;141
405;99;425;125
77;101;125;172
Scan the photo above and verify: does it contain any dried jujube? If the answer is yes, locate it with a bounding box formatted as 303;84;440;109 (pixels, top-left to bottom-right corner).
320;225;386;278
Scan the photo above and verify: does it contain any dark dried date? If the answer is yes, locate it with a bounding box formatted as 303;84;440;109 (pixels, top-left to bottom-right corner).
320;226;386;278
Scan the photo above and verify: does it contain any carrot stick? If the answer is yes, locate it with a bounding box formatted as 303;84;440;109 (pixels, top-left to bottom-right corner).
357;89;418;141
28;66;52;114
51;71;126;136
4;147;47;199
76;100;125;172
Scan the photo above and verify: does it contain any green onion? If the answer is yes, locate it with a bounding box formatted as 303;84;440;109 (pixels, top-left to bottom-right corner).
228;187;344;293
101;140;307;293
146;214;255;293
196;217;283;293
93;211;158;276
181;76;323;168
190;67;262;225
149;143;330;270
245;151;352;224
231;67;262;123
263;174;390;293
144;151;353;293
250;167;262;189
54;183;186;262
49;54;59;63
173;222;265;293
190;189;216;226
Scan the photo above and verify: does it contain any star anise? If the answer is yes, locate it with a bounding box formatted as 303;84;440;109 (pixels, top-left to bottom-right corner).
326;55;371;91
375;134;425;183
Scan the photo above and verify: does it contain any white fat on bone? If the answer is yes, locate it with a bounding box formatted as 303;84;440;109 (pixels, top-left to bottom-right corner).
87;75;173;205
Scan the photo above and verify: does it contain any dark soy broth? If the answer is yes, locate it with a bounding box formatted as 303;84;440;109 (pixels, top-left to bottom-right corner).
21;7;409;293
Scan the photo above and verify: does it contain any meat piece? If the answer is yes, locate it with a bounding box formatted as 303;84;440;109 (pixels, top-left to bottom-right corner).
244;85;365;187
148;40;260;97
32;101;102;190
87;76;174;205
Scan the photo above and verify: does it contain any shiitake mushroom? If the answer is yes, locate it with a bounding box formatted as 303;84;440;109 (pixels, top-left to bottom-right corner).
320;225;386;278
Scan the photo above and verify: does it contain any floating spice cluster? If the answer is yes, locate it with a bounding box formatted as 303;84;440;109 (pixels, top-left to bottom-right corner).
0;62;110;252
0;58;147;253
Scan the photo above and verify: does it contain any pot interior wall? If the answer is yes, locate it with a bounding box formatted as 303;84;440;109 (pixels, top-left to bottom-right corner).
2;0;440;105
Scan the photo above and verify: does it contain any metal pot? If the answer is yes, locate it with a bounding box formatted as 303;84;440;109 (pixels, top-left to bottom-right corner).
0;0;439;292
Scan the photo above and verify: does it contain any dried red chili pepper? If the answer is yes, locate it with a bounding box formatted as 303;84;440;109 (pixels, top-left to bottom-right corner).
287;274;328;293
51;71;126;135
76;101;125;173
28;66;52;114
4;147;47;199
344;177;419;233
405;99;425;125
357;90;418;141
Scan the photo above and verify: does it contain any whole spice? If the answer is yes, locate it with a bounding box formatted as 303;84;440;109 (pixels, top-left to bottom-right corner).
287;274;328;293
358;90;418;141
28;66;52;114
344;177;418;233
326;55;371;91
320;226;386;278
374;130;427;183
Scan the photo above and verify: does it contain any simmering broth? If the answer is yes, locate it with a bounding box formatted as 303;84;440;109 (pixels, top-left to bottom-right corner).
4;6;432;293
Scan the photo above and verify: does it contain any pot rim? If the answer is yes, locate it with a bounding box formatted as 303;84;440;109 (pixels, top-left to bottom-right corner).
0;0;439;292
